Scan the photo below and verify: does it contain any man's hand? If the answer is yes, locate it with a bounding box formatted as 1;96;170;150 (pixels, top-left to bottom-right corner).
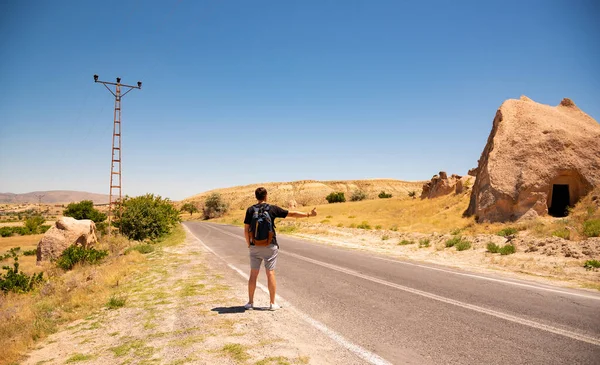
309;207;317;217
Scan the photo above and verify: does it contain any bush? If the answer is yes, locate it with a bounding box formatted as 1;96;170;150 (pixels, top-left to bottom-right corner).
116;194;181;241
398;239;414;246
203;193;229;220
552;228;570;240
487;242;500;253
24;215;45;234
375;225;382;230
125;244;155;255
350;190;367;202
0;252;44;293
419;238;430;248
180;202;199;216
408;191;417;199
455;240;472;251
326;192;346;204
584;260;600;271
583;219;600;237
445;236;463;248
499;244;516;255
357;221;371;230
63;200;107;223
23;249;36;256
378;191;392;199
107;295;127;309
497;227;518;237
390;225;398;232
55;245;109;270
488;242;516;255
381;235;390;241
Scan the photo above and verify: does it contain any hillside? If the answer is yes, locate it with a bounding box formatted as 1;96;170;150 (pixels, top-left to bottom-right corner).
183;179;425;209
0;190;109;204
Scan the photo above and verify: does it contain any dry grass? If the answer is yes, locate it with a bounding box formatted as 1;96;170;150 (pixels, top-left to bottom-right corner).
0;225;186;365
0;234;43;274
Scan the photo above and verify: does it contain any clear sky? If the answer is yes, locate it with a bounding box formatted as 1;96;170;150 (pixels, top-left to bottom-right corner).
1;0;598;201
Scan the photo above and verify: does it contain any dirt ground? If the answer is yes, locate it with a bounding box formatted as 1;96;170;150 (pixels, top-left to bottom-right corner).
284;222;600;291
21;231;368;365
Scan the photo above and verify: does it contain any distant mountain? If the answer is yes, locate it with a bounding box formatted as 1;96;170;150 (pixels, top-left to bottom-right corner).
0;191;109;204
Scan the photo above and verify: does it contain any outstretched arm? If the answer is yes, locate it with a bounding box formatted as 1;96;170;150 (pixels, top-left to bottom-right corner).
286;207;317;219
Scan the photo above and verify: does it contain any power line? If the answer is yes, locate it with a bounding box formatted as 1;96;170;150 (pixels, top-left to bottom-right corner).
93;75;142;235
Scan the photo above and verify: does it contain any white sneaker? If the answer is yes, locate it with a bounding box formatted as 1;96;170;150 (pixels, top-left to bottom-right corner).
269;303;281;311
244;302;253;310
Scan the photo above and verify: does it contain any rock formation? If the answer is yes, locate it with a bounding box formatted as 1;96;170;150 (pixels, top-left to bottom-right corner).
466;96;600;222
421;172;473;199
37;217;98;264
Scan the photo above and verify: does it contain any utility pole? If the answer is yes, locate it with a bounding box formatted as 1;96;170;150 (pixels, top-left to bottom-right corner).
93;75;142;234
35;194;45;214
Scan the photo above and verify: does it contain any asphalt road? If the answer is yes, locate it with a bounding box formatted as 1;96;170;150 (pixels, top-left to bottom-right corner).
184;222;600;365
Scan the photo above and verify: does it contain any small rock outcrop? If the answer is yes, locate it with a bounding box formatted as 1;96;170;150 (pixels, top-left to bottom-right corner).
466;96;600;222
36;217;98;264
421;172;469;199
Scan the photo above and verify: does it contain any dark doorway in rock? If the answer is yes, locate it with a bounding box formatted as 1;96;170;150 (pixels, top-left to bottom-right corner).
549;184;570;217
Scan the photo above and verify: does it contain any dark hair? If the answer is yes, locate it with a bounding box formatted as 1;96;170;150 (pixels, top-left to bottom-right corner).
255;187;267;201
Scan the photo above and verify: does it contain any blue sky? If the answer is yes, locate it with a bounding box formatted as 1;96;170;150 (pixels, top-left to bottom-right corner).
1;0;598;201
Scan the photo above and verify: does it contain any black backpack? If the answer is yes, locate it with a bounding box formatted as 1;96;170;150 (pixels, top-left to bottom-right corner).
249;204;274;246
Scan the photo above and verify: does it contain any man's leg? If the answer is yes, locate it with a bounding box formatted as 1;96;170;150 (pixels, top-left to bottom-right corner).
248;269;260;303
265;269;277;304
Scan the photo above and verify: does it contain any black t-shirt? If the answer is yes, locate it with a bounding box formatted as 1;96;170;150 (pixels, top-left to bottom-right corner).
244;203;288;246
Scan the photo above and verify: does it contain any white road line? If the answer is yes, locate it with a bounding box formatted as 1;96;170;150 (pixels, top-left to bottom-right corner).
201;223;600;347
208;222;600;301
182;224;392;365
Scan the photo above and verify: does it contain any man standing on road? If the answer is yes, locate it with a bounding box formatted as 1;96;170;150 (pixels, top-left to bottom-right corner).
244;187;316;311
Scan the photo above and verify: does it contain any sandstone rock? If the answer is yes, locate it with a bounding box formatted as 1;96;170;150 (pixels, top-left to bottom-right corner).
468;167;478;177
466;96;600;222
456;176;475;194
37;217;98;264
421;172;463;199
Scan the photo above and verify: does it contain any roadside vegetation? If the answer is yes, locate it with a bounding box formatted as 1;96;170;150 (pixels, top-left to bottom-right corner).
0;193;185;364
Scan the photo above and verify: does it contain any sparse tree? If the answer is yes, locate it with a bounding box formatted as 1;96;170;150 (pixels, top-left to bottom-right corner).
116;194;181;241
203;193;229;220
181;202;199;216
63;200;107;223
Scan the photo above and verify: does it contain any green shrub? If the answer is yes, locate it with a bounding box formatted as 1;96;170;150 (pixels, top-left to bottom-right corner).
584;260;600;271
445;236;463;248
455;240;471;251
107;295;127;309
499;244;516;255
0;252;44;293
203;193;229;220
398;239;414;246
0;227;13;237
357;221;371;230
378;191;392;199
55;245;109;270
23;249;36;256
278;224;297;234
487;242;500;253
336;223;343;227
418;238;430;248
497;227;518;237
326;215;333;218
326;192;346;204
552;228;570;240
116;194;181;241
180;202;199;216
348;223;356;228
381;235;390;241
375;225;382;230
63;200;107;223
350;190;367;202
126;244;154;255
582;219;600;237
24;215;45;234
320;219;331;224
390;225;398;232
450;228;462;235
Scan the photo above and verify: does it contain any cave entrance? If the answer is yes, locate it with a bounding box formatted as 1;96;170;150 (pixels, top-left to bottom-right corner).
549;184;570;217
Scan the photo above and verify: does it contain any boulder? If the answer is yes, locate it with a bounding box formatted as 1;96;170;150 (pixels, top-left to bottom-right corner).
37;217;98;264
466;96;600;222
